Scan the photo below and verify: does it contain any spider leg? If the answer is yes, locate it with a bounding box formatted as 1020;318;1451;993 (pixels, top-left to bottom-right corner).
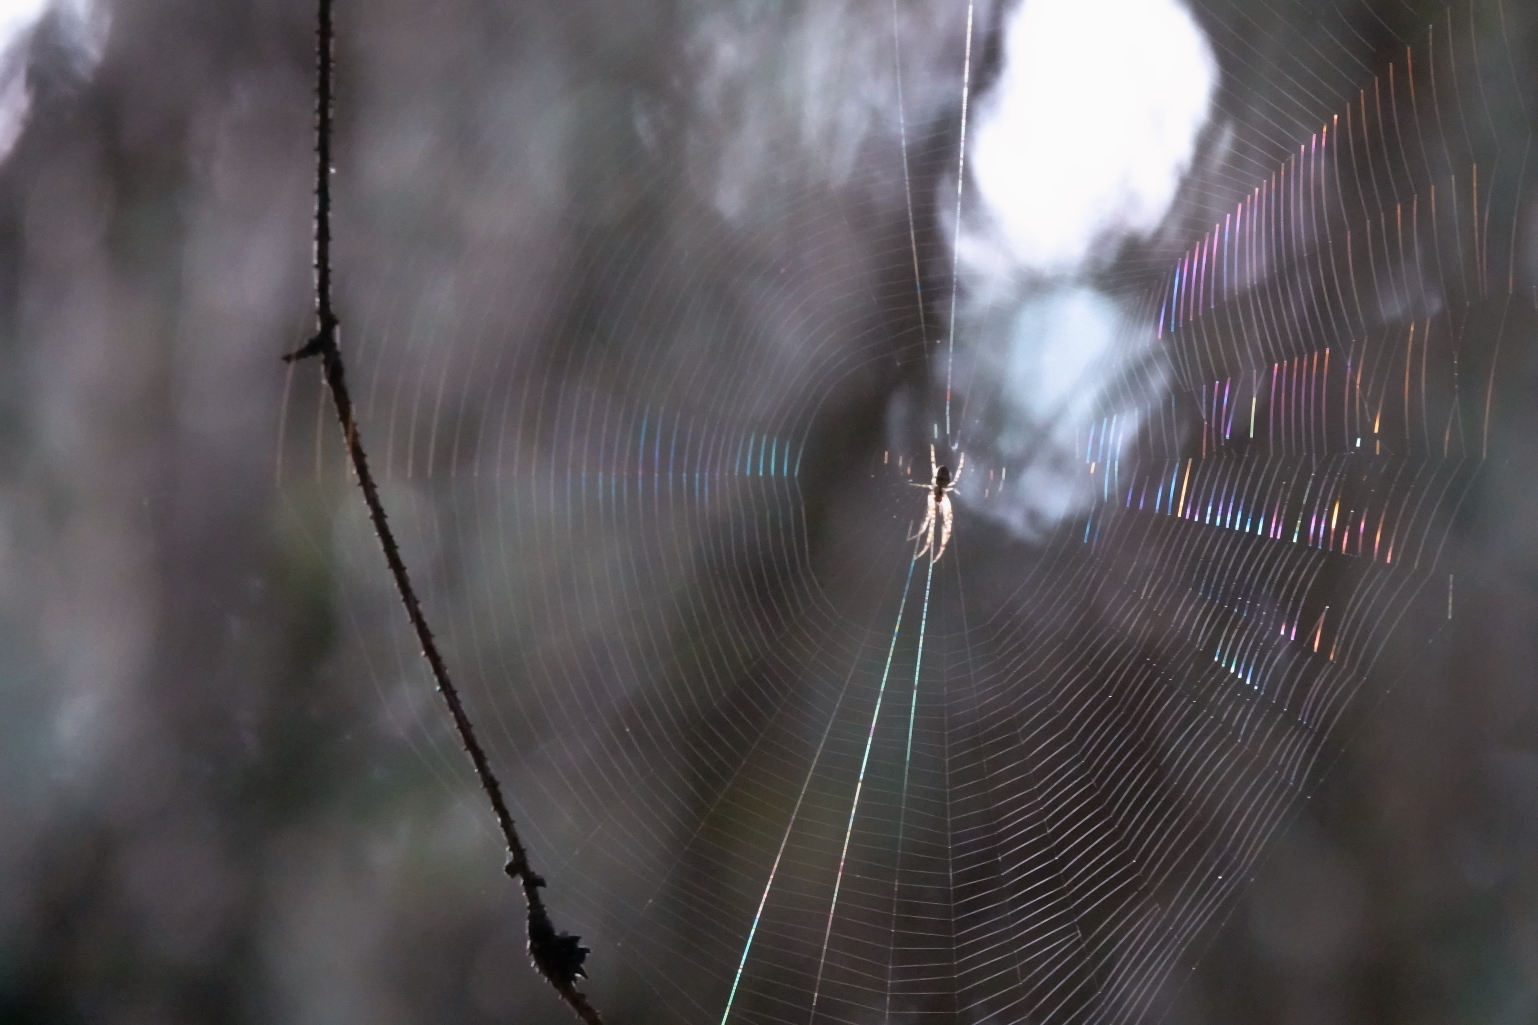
953;452;965;484
913;500;940;560
934;495;953;561
909;501;935;545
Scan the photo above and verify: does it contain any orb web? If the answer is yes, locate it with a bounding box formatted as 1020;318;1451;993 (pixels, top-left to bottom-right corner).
280;0;1532;1022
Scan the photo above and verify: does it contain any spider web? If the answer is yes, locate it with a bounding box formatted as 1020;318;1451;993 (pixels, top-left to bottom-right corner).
281;0;1532;1021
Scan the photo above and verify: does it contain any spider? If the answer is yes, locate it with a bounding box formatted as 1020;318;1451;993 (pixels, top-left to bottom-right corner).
909;444;964;563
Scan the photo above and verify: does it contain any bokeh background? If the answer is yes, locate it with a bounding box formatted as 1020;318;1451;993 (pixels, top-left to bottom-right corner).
0;0;1534;1023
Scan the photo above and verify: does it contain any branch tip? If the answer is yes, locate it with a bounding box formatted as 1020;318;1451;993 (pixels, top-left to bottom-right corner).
529;903;591;988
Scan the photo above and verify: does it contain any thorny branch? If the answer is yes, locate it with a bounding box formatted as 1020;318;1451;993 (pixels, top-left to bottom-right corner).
284;2;600;1020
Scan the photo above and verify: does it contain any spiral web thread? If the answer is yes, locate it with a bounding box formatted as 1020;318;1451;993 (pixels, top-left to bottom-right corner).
284;1;1530;1022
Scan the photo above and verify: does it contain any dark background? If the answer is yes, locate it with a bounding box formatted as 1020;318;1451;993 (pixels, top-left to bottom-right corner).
0;1;1534;1023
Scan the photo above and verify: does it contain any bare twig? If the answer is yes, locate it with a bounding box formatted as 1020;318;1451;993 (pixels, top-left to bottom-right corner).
285;2;600;1021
